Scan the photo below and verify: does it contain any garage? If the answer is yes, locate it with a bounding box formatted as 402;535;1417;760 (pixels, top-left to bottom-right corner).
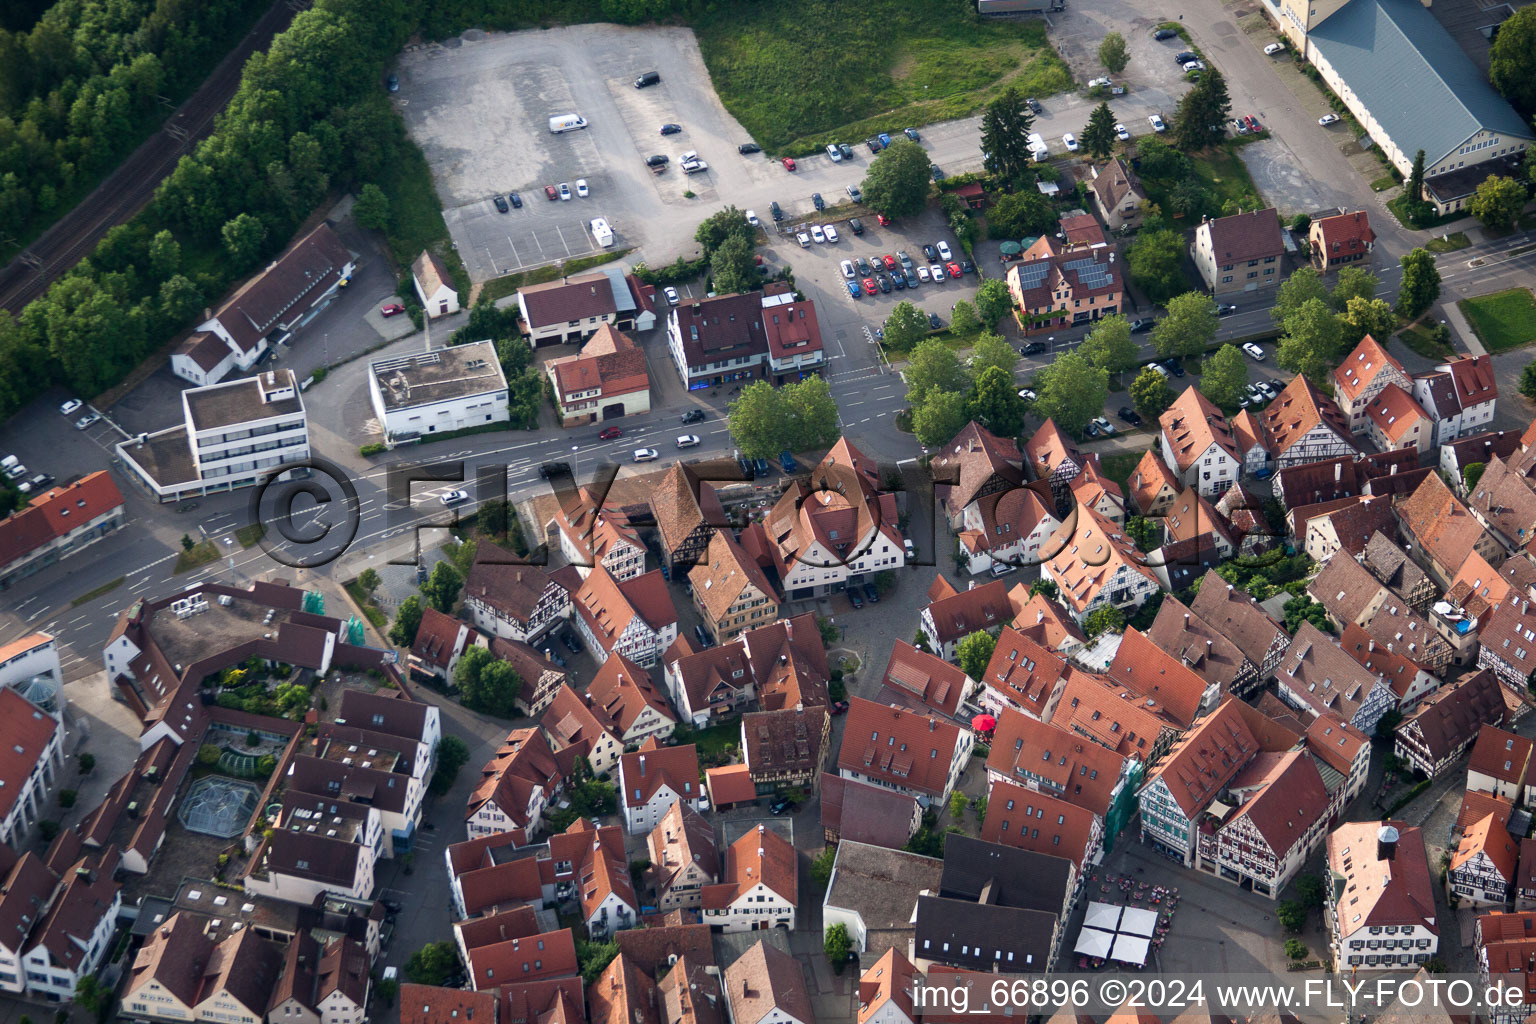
602;403;627;419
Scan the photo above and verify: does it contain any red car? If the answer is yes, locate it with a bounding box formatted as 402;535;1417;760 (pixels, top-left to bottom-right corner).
829;700;850;715
877;213;891;226
946;262;963;278
881;254;897;270
1244;115;1262;132
861;278;878;295
598;426;622;440
782;157;797;171
544;184;559;200
380;303;406;317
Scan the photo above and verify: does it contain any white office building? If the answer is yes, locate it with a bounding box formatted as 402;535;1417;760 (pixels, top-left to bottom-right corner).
368;342;508;446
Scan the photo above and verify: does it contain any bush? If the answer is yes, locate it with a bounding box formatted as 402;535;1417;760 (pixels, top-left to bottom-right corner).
78;753;96;775
38;820;60;842
825;923;853;974
58;790;77;809
1277;900;1307;932
197;744;222;766
360;443;387;457
1285;938;1308;960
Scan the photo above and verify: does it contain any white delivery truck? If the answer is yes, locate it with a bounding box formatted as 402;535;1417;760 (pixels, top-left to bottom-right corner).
1027;133;1049;161
548;114;588;133
590;218;614;247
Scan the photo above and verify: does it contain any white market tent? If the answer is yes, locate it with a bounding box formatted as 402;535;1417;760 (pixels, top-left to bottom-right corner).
1074;927;1115;958
1111;933;1151;966
1119;906;1159;937
1083;901;1122;931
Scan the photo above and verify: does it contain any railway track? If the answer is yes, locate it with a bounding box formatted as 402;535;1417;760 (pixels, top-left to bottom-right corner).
0;0;308;314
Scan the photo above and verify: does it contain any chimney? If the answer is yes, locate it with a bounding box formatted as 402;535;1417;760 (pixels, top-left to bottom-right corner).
1335;462;1342;484
1376;824;1399;861
639;755;646;776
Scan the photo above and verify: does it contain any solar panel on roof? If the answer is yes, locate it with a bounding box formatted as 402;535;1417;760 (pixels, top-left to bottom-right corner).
1015;264;1050;289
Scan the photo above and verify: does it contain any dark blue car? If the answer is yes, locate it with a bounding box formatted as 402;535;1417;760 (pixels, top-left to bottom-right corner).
780;451;798;473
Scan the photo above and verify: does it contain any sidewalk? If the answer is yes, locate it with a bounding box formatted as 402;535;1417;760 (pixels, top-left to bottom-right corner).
1441;300;1486;357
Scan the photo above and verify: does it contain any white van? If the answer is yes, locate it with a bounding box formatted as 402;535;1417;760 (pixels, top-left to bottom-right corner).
590;218;614;247
1027;133;1049;162
549;114;588;134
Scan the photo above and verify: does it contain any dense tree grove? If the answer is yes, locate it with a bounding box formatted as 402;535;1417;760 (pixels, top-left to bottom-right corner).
0;0;430;418
0;0;272;262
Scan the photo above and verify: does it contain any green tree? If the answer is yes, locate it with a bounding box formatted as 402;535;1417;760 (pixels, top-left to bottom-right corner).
274;682;311;717
197;744;221;766
1084;606;1126;638
1081;102;1119;160
1030;579;1059;599
1285;938;1308;960
1098;32;1130;74
1201;344;1249;410
405;941;460;985
1338;296;1398;348
727;381;783;460
159;274;203;327
1468;174;1526;232
1521;362;1536;400
388;595;424;647
181;534;194;552
358;568;381;597
949;790;969;819
883;301;931;352
576;938;620;983
459;652;524;718
1464;461;1487;492
353;184;391;231
1153;292;1219;360
220;213;267;270
1126;230;1187;304
78;753;95;775
986;191;1058;239
968;332;1018;379
824;922;853;972
421;561;463;613
1277;900;1307;932
694;205;755;257
74;976;109;1019
430;734;472;794
1396;248;1440;319
811;845;837;890
860;139;932;219
979;86;1035;185
1489;6;1536;117
975;278;1013;328
1129;367;1175;421
1406;149;1428;215
950;300;982;337
905;339;968;409
58;789;76;809
913;390;972;447
375;978;399;1007
1174;67;1231;151
783;375;841;452
1282;596;1331;635
710;234;758;295
1078;315;1138;374
1332;266;1379;309
1296;874;1326;908
1136;137;1190;178
1278;297;1343;381
818;616;841;647
1034;351;1109;437
969;366;1026;439
1271;266;1329;327
956;629;999;681
147;230;180;280
256;755;277;777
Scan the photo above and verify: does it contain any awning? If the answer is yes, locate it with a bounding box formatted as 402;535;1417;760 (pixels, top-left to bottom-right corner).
1074;927;1115;958
1111;934;1151;965
1083;901;1122;931
1119;906;1158;937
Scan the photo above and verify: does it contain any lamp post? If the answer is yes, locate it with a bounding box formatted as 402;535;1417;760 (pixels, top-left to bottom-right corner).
572;444;580;483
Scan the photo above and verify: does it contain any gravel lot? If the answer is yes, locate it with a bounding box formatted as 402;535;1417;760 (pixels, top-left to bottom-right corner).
398;25;775;281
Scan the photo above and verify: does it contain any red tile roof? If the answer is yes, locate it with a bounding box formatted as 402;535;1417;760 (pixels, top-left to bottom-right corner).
467;728;563;832
1041;507;1157;616
1127;449;1180;514
1468;725;1533;789
838;697;966;798
705;764;757;806
879;641;972;718
980;627;1068;719
1457;789;1514;833
1304;711;1368;779
1105;628;1210;728
1055;672;1176;759
1365;383;1430;443
987;709;1126;817
819;773;919;849
1261;374;1353;458
586;655;672;735
401;984;498;1024
548;325;648;403
1007;589;1087;651
0;689;56;822
619;738;701;809
1146;699;1260;817
1224;749;1332;857
464;928;578;990
1160;386;1238;470
1202;207;1283;263
923;579;1014;646
1334;334;1403;404
1452;812;1518;880
574;568;677;655
1023;420;1084;481
1446;355;1497;408
0;471;124;568
1313;211;1374;263
761;300;824;362
981;780;1097;868
412;608;466;670
701;825;796;910
930;422;1024;511
1326;820;1436;938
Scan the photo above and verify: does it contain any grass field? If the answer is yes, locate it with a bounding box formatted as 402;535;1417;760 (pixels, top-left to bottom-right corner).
1386;193;1468;231
694;1;1071;155
1099;449;1150;495
1138;143;1263;224
376;134;472;298
71;577;125;608
1459;288;1536;353
478;249;631;304
1425;232;1470;254
1395;322;1454;360
344;580;388;628
1370;175;1398;193
175;540;221;574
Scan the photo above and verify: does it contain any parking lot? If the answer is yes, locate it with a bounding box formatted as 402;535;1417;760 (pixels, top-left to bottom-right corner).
1042;0;1201;127
397;25;782;280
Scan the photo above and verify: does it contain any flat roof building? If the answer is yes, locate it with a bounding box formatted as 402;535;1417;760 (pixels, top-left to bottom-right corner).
368;342;508;445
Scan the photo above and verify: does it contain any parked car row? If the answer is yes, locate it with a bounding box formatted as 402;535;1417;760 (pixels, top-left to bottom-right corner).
839;247;973;299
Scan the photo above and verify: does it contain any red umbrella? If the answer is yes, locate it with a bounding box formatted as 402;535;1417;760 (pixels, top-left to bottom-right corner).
971;713;997;734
